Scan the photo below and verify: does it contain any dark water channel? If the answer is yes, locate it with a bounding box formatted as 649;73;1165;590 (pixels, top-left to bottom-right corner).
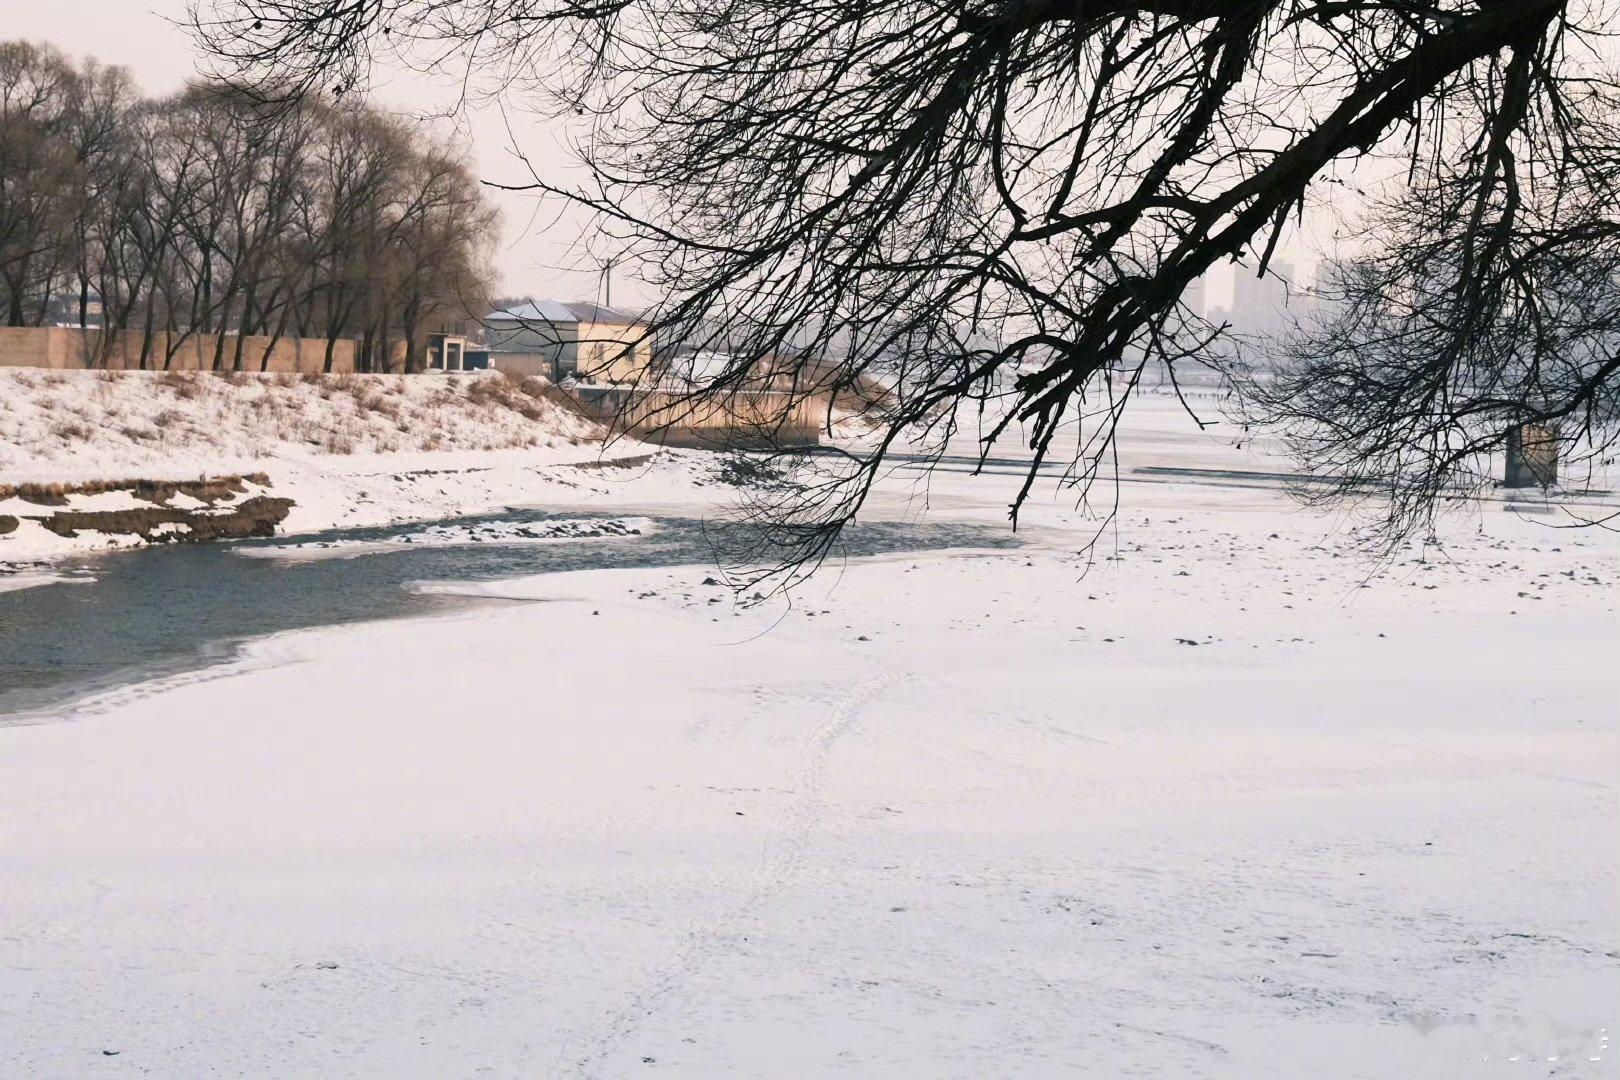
0;510;1018;719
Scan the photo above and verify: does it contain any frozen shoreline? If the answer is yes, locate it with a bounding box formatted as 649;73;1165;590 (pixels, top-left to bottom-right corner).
0;368;686;564
0;448;709;566
0;568;96;594
233;516;660;562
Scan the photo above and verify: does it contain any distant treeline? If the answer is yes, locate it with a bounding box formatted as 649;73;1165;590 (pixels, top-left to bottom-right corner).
0;41;496;371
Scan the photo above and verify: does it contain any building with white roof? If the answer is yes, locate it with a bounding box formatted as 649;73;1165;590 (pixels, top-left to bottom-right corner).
483;300;652;384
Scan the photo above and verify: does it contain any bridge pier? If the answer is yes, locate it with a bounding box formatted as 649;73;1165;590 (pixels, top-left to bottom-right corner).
1504;423;1559;489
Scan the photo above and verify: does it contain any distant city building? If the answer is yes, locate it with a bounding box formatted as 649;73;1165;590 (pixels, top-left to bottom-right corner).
1229;259;1297;339
1183;274;1207;320
1201;260;1318;372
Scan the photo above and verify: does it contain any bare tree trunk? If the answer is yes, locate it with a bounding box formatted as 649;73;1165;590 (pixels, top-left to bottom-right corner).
212;311;231;371
322;287;355;374
34;270;56;326
259;299;293;372
5;274;25;327
138;290;156;370
232;283;258;371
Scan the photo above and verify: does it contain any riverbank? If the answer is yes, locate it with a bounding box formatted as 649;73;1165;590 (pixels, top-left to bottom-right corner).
0;368;691;565
2;420;1615;1077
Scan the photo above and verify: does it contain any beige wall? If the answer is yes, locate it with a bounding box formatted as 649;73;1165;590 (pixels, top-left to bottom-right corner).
575;321;654;385
0;326;358;373
0;327;73;369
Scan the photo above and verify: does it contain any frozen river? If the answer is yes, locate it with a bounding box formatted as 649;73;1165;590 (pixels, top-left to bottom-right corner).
2;403;1614;1078
0;511;1018;718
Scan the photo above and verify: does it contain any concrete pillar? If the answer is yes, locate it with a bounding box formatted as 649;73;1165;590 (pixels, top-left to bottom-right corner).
1504;422;1559;488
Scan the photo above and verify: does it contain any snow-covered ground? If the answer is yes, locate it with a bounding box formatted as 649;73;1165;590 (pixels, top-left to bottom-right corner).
1;393;1616;1078
0;368;679;563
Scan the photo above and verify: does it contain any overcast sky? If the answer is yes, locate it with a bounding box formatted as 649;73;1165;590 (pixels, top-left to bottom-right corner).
7;1;627;307
10;3;1316;313
4;2;1400;311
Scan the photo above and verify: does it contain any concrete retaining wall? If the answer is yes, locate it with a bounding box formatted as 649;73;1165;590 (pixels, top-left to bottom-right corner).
573;386;824;447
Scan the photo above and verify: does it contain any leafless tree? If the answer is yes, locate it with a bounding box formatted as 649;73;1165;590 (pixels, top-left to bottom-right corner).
190;0;1620;578
386;143;497;372
0;39;499;373
0;42;82;327
62;59;139;335
307;103;413;371
1242;67;1620;543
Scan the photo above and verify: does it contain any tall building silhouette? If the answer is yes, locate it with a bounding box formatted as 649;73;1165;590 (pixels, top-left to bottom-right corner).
1230;259;1297;339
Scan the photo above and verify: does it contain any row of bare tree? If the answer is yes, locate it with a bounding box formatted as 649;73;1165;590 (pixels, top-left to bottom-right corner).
0;40;496;371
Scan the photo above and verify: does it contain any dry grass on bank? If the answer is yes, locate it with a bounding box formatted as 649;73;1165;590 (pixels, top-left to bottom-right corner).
0;369;605;483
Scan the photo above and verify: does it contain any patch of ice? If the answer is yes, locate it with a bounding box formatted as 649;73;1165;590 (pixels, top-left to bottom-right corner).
399;517;654;545
234;517;656;561
0;562;97;594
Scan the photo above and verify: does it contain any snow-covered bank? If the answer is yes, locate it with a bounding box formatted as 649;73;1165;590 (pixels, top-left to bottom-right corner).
0;369;697;561
2;447;1614;1078
0;368;607;483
